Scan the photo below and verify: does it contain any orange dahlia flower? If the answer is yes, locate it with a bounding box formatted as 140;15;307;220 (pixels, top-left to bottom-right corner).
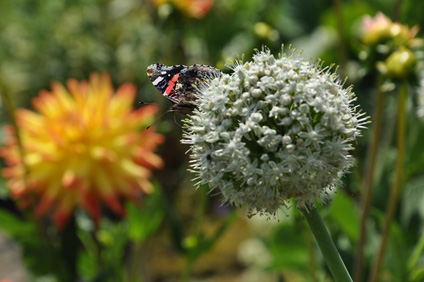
1;73;164;228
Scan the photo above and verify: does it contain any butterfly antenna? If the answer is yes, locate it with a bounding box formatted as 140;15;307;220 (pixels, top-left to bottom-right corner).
173;114;183;128
146;110;169;129
138;101;160;106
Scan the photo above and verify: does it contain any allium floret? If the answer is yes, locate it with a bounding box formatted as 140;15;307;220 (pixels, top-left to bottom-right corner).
182;47;368;216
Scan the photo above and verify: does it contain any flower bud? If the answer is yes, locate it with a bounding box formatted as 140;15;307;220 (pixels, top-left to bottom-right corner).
362;13;392;45
384;47;416;79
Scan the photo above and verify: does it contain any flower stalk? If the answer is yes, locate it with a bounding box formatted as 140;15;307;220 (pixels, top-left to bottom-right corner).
369;82;407;282
331;0;347;77
181;188;208;282
354;76;386;282
301;205;353;282
306;228;319;282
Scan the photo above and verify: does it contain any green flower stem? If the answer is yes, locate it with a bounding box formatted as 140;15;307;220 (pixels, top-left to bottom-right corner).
331;0;347;77
194;187;208;238
306;228;319;282
125;241;143;282
301;206;353;282
60;216;78;282
182;258;194;282
369;82;407;282
392;0;403;21
181;188;208;282
354;76;386;282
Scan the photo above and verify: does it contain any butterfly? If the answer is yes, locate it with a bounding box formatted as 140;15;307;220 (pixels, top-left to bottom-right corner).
147;63;221;114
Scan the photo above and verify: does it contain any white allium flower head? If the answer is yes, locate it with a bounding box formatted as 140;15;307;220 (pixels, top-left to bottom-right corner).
182;46;368;217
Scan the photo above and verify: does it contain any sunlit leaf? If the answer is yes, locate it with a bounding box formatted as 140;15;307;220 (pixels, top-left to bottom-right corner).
327;192;359;242
401;176;424;225
126;184;165;242
268;221;309;270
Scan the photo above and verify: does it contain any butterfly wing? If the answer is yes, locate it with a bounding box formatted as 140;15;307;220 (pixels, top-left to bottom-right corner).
147;63;222;113
175;64;222;103
146;64;186;104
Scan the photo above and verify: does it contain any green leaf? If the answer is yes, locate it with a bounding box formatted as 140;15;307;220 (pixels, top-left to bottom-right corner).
327;192;359;242
268;221;309;270
401;175;424;225
387;221;409;281
126;185;165;242
408;233;424;278
77;230;99;281
0;209;71;279
410;267;424;282
405;117;424;178
372;209;409;281
0;209;35;240
188;209;237;261
0;176;10;199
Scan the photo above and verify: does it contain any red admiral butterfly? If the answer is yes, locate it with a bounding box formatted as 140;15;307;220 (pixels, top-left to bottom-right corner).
147;64;221;114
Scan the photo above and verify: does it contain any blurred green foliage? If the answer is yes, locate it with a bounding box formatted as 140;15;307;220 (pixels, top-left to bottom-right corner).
1;0;424;281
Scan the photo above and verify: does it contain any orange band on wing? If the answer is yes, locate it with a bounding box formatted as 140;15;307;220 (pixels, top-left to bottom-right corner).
165;74;179;97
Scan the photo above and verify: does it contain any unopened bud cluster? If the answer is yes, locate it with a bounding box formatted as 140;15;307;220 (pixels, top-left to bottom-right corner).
361;12;422;79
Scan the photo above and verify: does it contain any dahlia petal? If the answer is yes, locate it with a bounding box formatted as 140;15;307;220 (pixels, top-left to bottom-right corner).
53;208;72;230
17;109;44;129
93;168;114;196
139;131;165;147
49;191;78;227
52;85;75;112
131;105;158;122
104;194;125;215
134;150;164;169
120;159;150;178
32;90;56;115
111;84;136;114
36;195;54;217
8;179;27;197
80;191;101;222
116;83;136;98
2;166;20;178
62;170;79;188
137;178;154;194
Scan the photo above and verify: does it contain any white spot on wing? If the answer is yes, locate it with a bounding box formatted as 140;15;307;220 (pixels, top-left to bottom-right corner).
152;76;163;86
